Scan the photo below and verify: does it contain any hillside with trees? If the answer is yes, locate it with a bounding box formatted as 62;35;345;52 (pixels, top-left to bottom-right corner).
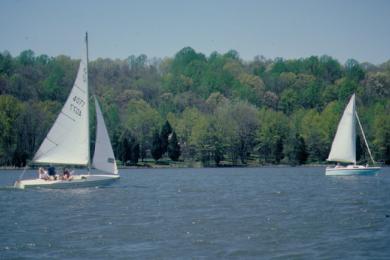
0;47;389;167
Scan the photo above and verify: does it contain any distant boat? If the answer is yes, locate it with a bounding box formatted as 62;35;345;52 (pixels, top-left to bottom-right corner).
14;33;119;189
325;94;381;176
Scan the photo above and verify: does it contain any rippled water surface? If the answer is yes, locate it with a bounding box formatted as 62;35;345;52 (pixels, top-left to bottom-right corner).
1;167;390;259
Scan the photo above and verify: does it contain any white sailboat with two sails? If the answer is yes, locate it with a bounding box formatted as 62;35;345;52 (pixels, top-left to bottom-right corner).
326;94;381;176
14;33;119;188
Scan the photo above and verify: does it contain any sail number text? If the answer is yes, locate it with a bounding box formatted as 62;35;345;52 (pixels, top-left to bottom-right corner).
70;96;85;117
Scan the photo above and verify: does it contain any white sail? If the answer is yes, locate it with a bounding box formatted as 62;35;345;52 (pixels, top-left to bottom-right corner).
327;94;356;163
92;97;118;174
33;38;89;165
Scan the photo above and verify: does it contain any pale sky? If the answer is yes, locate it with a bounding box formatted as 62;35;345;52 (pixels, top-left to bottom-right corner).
1;0;390;64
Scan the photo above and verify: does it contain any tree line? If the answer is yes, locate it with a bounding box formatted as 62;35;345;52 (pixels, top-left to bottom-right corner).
0;48;389;167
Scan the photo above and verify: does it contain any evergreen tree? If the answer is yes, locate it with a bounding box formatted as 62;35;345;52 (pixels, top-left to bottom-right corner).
160;120;172;154
127;136;139;165
214;145;224;166
296;135;308;164
151;131;163;161
168;131;181;161
275;138;284;163
130;143;140;164
118;131;140;165
284;133;308;165
119;135;130;165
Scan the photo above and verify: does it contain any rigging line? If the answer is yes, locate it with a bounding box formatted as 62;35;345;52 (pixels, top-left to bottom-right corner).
60;111;76;122
33;146;89;165
355;111;376;165
31;136;59;162
34;136;89;165
46;137;58;146
17;165;28;181
33;144;58;162
75;84;86;93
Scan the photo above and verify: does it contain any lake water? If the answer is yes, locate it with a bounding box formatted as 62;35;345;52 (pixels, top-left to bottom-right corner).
0;167;390;259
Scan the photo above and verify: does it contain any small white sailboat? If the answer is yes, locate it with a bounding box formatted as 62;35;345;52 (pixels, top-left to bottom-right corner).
325;94;381;176
14;33;119;189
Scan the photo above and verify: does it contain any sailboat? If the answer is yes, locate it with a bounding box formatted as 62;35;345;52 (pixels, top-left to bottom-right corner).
14;33;120;189
325;94;381;176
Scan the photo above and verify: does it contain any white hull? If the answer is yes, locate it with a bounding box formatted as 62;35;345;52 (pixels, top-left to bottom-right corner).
14;174;120;189
325;165;381;176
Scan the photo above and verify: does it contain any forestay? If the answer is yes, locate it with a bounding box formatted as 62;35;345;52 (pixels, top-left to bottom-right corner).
92;98;118;174
327;94;356;163
33;39;89;165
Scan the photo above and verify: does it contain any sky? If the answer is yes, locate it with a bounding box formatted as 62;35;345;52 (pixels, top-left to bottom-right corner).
1;0;390;64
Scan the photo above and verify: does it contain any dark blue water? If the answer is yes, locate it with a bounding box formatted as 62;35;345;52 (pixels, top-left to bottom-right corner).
1;167;390;259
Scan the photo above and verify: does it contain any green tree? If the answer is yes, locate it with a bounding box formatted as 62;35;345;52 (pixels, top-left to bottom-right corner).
335;77;359;102
345;59;365;82
167;108;202;160
318;55;342;83
125;99;162;161
18;50;35;66
301;110;329;162
230;101;259;164
284;132;308;165
279;88;300;114
189;114;224;166
256;109;288;164
131;143;140;164
151;131;163;161
168;131;181;161
118;130;139;165
160;120;172;154
373;103;390;164
364;72;390;102
0;95;22;165
0;51;13;76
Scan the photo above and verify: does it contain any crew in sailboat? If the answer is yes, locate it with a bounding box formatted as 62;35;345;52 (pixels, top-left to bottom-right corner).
62;168;73;180
48;165;57;180
38;167;49;180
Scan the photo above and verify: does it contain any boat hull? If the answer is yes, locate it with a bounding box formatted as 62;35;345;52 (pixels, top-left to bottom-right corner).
325;166;381;176
14;174;120;189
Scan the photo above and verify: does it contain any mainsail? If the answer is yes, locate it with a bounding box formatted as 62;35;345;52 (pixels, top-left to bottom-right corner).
33;37;89;165
92;97;118;174
327;94;356;163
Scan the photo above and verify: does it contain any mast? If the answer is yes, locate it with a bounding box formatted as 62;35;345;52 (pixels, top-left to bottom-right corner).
32;33;91;166
355;111;376;165
85;32;91;173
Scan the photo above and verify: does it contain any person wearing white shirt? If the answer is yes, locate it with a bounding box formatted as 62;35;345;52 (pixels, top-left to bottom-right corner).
38;167;49;180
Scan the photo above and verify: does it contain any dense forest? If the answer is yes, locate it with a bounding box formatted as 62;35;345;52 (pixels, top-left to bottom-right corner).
0;47;389;167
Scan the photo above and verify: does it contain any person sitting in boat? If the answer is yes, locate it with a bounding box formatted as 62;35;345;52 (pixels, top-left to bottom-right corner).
62;168;73;181
38;167;49;180
48;165;57;180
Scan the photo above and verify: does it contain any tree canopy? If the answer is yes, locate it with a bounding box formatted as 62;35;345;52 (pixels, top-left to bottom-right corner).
0;48;389;167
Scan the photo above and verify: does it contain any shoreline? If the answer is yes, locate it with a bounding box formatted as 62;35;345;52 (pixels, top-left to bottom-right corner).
0;163;387;170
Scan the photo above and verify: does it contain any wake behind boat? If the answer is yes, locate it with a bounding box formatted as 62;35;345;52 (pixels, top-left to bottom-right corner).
14;33;119;189
325;94;381;176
